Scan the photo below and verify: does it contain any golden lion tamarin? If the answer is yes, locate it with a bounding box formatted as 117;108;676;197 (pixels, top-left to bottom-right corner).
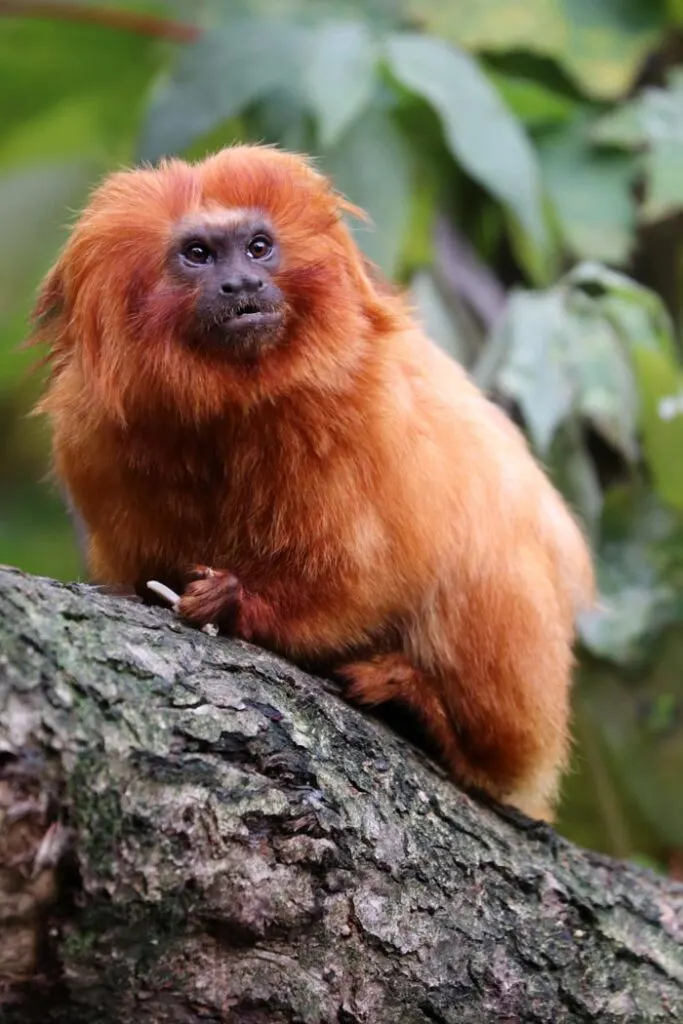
30;144;594;821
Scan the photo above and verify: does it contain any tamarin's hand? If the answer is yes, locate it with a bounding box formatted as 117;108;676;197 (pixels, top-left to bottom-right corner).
29;144;595;822
178;566;242;630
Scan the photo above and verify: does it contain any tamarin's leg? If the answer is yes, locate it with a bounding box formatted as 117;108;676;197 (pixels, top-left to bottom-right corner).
339;554;573;824
339;650;568;821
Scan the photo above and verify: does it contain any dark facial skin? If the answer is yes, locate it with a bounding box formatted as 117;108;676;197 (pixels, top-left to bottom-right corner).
170;212;285;356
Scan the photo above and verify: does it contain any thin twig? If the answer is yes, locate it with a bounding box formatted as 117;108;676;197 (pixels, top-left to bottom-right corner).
0;0;199;42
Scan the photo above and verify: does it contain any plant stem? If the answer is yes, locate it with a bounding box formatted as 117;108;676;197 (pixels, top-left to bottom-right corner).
0;1;199;42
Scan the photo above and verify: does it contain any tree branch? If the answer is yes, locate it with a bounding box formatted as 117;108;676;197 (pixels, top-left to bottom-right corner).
0;1;198;42
1;565;682;1022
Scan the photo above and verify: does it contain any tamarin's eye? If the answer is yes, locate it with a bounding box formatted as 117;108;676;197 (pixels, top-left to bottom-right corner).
182;242;213;266
247;235;273;260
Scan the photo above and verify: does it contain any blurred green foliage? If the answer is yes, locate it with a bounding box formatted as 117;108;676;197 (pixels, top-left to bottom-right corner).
5;0;683;867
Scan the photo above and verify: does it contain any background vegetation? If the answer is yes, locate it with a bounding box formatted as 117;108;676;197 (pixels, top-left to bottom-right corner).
4;0;683;870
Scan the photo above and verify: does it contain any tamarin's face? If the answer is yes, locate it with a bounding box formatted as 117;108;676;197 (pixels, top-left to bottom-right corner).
168;209;286;358
33;145;396;421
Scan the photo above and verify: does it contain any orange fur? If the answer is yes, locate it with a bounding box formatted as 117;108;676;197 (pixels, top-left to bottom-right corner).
30;144;595;821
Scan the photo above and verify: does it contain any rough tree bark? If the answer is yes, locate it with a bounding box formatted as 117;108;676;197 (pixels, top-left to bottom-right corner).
1;566;682;1024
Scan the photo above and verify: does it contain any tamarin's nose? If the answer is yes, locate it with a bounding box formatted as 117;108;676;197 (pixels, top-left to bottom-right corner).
220;274;265;295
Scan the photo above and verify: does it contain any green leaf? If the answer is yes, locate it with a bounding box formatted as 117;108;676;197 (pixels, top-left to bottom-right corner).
538;115;637;265
407;0;564;60
305;22;378;147
138;19;311;160
579;488;683;665
323;106;412;275
558;0;662;102
250;91;315;154
630;348;683;511
567;262;679;364
643;137;683;222
386;33;547;252
487;263;661;467
566;306;639;461
486;72;576;128
503;202;559;288
566;262;683;511
412;0;663;101
590;101;646;149
579;566;674;665
203;0;404;24
493;290;575;454
593;74;683;223
548;428;603;538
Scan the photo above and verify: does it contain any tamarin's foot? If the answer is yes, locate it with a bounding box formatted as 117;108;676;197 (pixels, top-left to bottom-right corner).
178;565;243;630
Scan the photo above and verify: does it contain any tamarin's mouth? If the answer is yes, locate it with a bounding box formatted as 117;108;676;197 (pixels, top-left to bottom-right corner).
224;307;284;332
193;297;286;351
234;302;260;316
